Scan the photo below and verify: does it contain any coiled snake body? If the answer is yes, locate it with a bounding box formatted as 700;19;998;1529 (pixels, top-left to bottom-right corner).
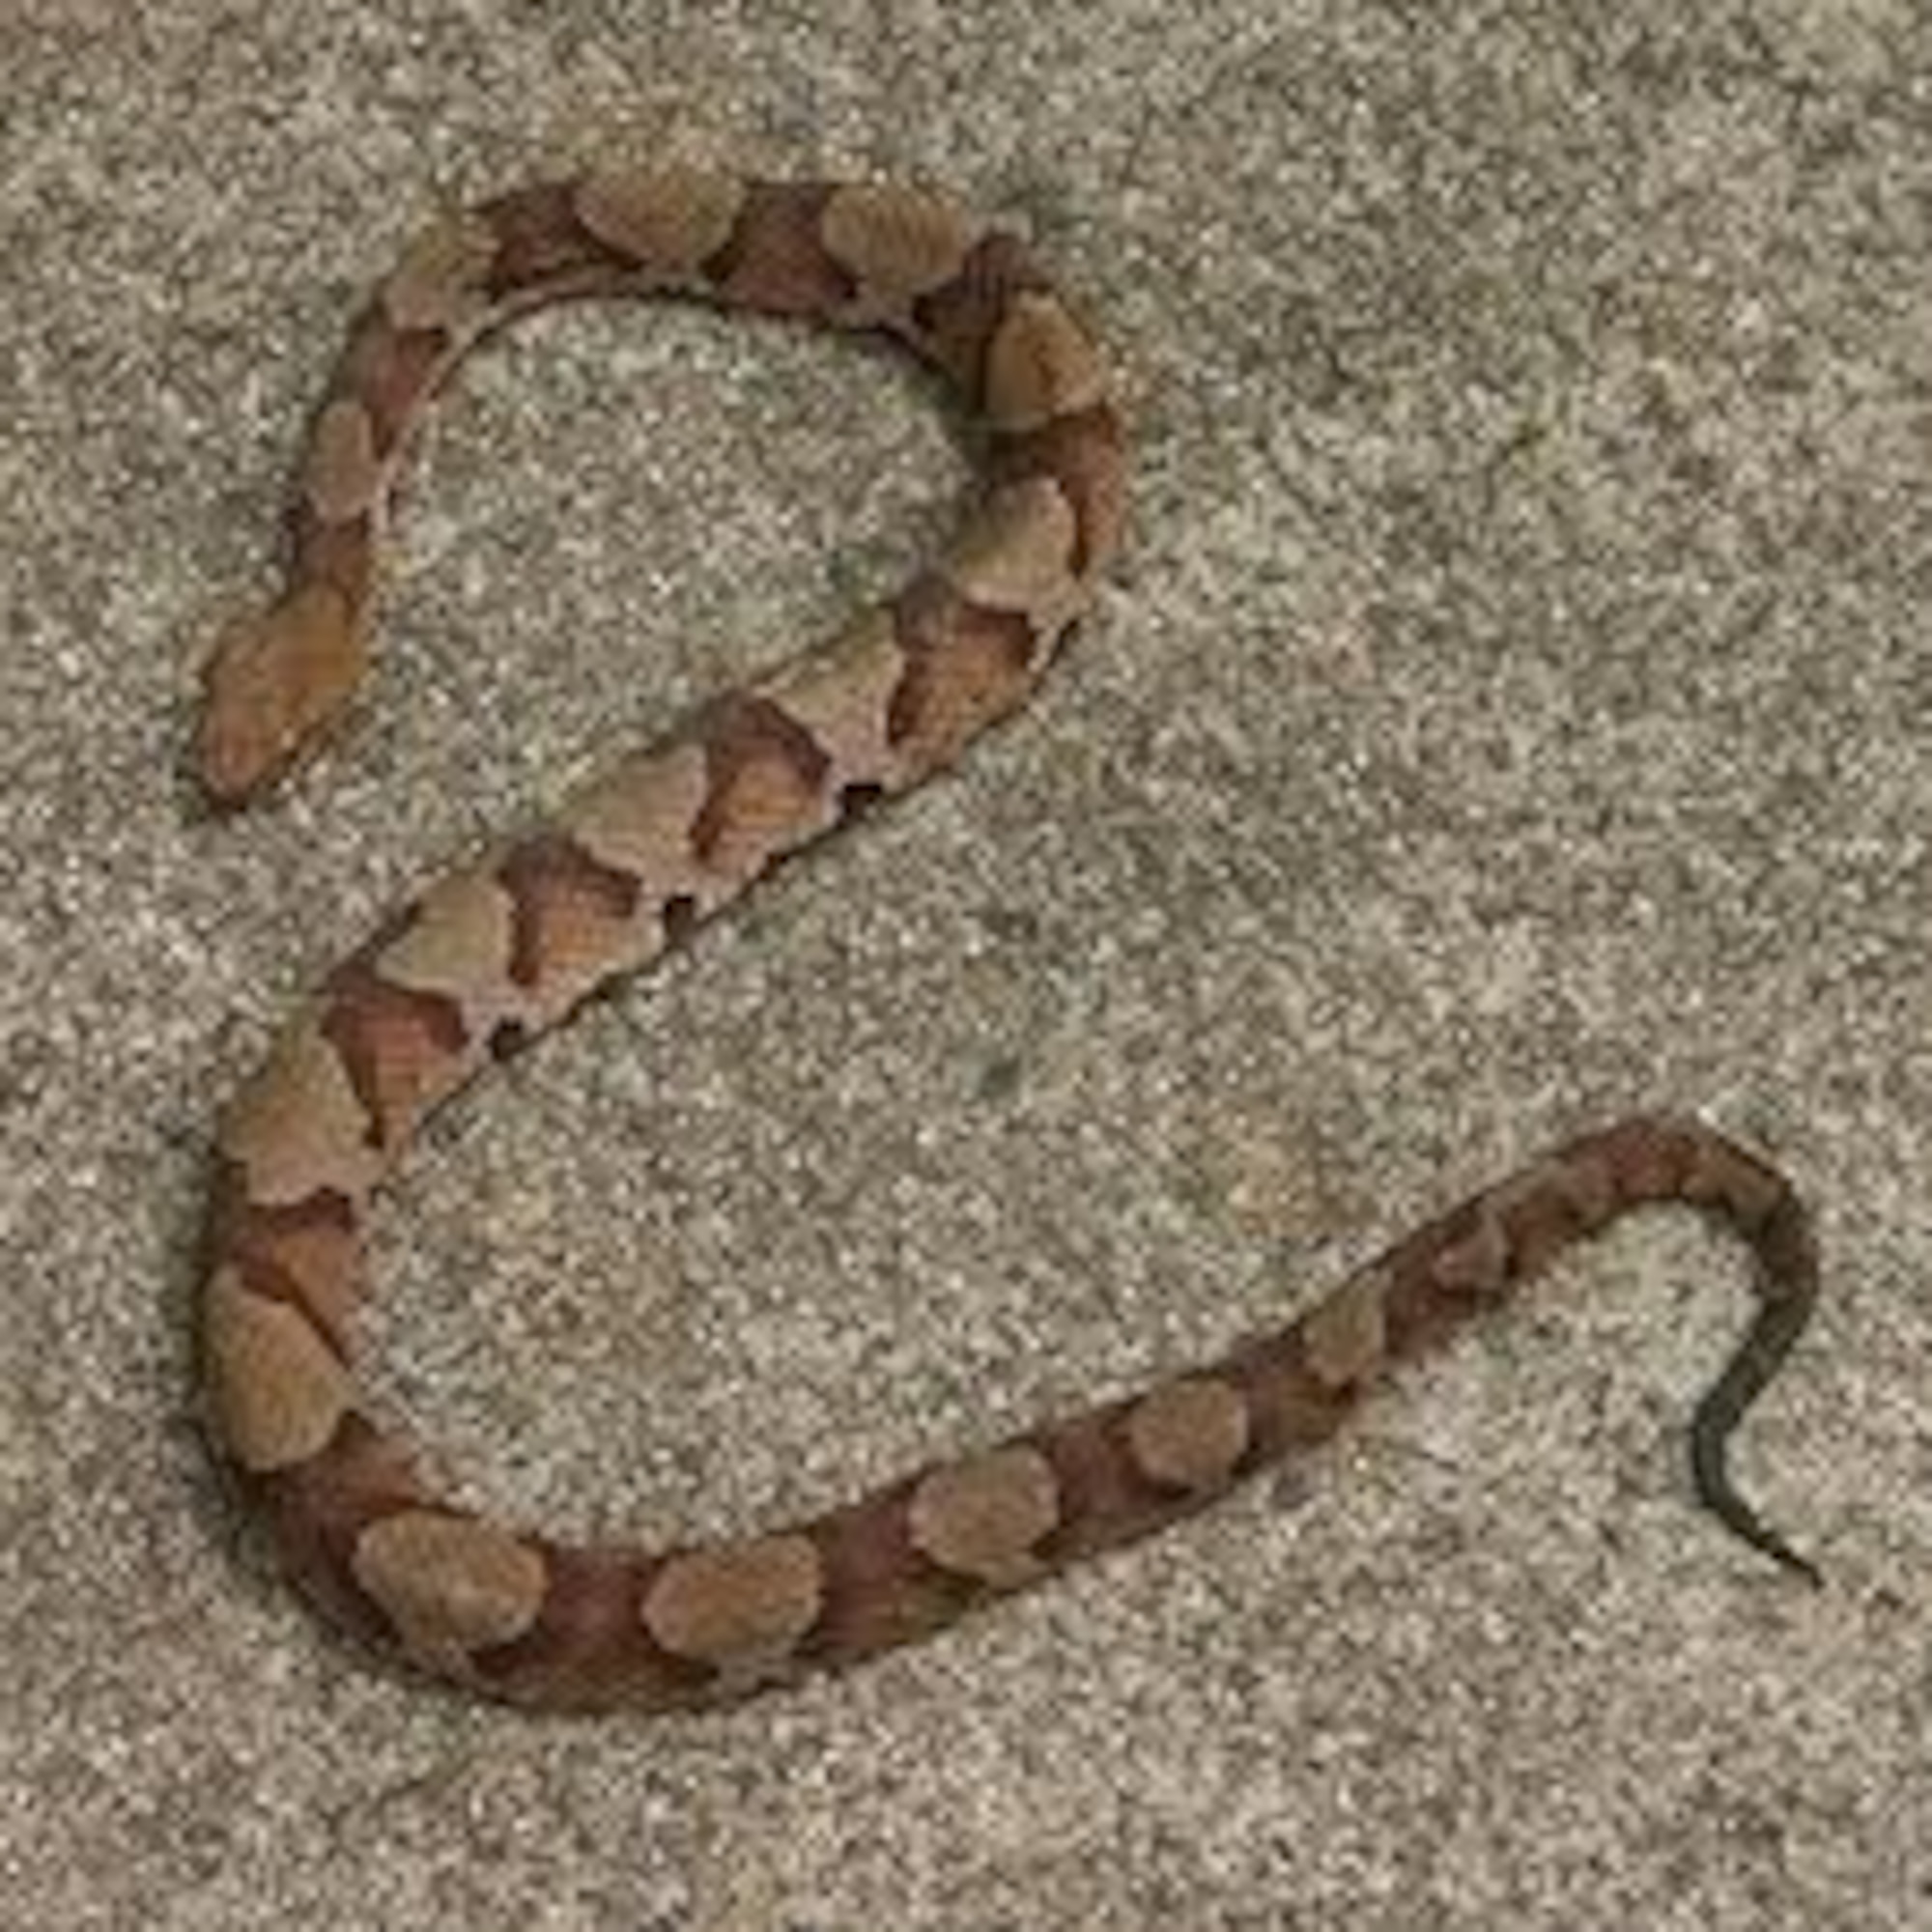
198;170;1818;1712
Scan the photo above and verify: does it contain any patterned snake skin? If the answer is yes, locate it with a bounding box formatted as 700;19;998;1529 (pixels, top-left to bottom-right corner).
196;169;1819;1712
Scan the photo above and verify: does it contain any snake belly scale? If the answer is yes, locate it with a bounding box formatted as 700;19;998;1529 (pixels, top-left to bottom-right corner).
196;168;1819;1713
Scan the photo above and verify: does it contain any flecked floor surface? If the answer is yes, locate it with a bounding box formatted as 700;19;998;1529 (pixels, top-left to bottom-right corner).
3;4;1927;1927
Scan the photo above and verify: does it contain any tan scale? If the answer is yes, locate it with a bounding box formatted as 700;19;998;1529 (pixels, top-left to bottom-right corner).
639;1534;825;1678
557;740;711;890
1682;1135;1783;1229
1431;1201;1515;1296
350;1510;550;1662
819;183;982;312
203;1268;355;1472
572;166;747;279
381;214;500;335
303;398;384;526
373;866;521;1010
753;609;910;788
219;1018;384;1208
908;1445;1062;1588
1540;1151;1619;1231
983;292;1109;432
1125;1376;1253;1492
942;477;1086;638
1301;1263;1391;1390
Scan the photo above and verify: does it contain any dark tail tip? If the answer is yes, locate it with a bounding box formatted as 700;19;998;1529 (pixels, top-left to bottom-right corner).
1687;1232;1821;1585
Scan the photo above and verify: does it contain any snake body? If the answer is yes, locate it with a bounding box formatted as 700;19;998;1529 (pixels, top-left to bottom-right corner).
197;170;1818;1713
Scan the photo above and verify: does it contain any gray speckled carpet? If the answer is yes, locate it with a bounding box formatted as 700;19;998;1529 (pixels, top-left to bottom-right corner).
3;4;1925;1926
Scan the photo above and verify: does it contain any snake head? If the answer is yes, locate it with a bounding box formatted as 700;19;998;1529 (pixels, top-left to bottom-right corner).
197;582;367;808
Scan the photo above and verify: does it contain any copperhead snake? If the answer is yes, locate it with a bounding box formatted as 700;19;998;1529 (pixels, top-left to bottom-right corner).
196;169;1820;1713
